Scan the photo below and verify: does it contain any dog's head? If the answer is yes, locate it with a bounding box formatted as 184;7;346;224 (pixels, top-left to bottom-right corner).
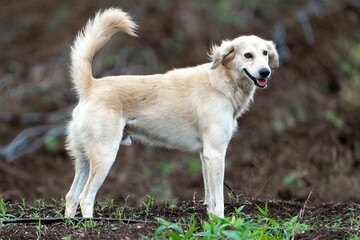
210;35;279;88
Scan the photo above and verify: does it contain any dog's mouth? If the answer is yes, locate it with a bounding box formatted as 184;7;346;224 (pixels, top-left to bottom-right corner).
244;69;268;88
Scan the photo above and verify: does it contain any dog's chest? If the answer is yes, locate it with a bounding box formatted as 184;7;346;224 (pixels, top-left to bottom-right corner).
232;84;256;119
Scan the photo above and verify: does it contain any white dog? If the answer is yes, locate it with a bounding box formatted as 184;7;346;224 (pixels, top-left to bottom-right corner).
64;8;279;218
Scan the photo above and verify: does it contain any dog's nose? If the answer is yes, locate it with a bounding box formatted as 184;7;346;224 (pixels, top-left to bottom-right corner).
259;68;270;78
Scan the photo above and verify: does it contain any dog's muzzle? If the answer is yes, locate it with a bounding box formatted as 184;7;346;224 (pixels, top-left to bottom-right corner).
244;69;269;88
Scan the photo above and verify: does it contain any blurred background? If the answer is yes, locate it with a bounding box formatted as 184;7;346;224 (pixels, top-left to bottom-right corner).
0;0;359;206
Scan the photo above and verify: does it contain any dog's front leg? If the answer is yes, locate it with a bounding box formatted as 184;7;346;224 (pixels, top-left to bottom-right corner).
202;145;226;218
201;124;231;218
200;152;210;207
199;108;234;218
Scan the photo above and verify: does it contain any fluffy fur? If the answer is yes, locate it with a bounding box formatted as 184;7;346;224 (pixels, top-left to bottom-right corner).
65;8;279;218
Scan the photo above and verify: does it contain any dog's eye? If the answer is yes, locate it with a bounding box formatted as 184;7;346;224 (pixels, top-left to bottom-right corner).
244;53;253;59
263;50;268;56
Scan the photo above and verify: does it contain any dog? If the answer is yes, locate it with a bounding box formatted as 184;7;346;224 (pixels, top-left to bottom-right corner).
64;8;279;218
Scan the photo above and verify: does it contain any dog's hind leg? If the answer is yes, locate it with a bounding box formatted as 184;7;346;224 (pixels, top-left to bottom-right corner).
78;116;125;218
65;119;91;218
65;148;89;218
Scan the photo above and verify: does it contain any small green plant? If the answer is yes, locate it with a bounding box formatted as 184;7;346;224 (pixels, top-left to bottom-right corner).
108;198;114;208
80;219;97;231
34;199;46;208
141;195;155;217
114;196;130;219
0;199;8;217
164;198;177;213
36;220;42;240
0;199;15;220
227;191;240;202
101;198;114;210
153;215;197;239
17;204;27;218
96;198;114;212
60;196;67;206
29;210;41;219
64;217;77;228
256;200;269;218
21;197;27;207
115;206;126;219
54;208;64;218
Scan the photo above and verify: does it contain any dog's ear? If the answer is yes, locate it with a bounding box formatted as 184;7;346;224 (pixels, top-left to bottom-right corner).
210;41;235;69
267;41;279;70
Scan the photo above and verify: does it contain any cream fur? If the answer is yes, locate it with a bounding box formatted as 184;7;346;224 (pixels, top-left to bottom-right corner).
65;8;279;218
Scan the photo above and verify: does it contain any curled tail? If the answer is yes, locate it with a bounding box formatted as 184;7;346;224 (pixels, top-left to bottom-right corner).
70;8;137;98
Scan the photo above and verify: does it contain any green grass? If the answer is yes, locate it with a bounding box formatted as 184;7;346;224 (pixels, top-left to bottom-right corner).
153;202;311;240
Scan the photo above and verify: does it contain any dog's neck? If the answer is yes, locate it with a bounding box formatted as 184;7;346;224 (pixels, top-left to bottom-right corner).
216;65;256;118
234;76;256;118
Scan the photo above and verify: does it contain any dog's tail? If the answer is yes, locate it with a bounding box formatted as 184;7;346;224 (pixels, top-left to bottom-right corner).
70;8;137;97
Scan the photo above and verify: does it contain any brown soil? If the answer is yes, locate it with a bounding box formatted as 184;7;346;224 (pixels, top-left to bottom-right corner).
1;198;360;239
1;0;360;239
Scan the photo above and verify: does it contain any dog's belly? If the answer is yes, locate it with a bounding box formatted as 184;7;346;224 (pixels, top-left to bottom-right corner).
124;118;202;152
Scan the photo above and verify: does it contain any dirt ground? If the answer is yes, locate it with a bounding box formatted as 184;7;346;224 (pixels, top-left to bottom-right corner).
1;0;360;238
1;197;360;239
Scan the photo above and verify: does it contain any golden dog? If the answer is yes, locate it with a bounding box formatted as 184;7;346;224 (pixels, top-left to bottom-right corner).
65;8;279;218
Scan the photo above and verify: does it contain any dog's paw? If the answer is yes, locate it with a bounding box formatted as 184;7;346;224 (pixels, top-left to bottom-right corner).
208;210;224;218
207;205;225;218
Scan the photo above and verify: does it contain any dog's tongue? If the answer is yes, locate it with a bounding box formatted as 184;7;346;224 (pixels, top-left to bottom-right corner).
256;79;268;87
